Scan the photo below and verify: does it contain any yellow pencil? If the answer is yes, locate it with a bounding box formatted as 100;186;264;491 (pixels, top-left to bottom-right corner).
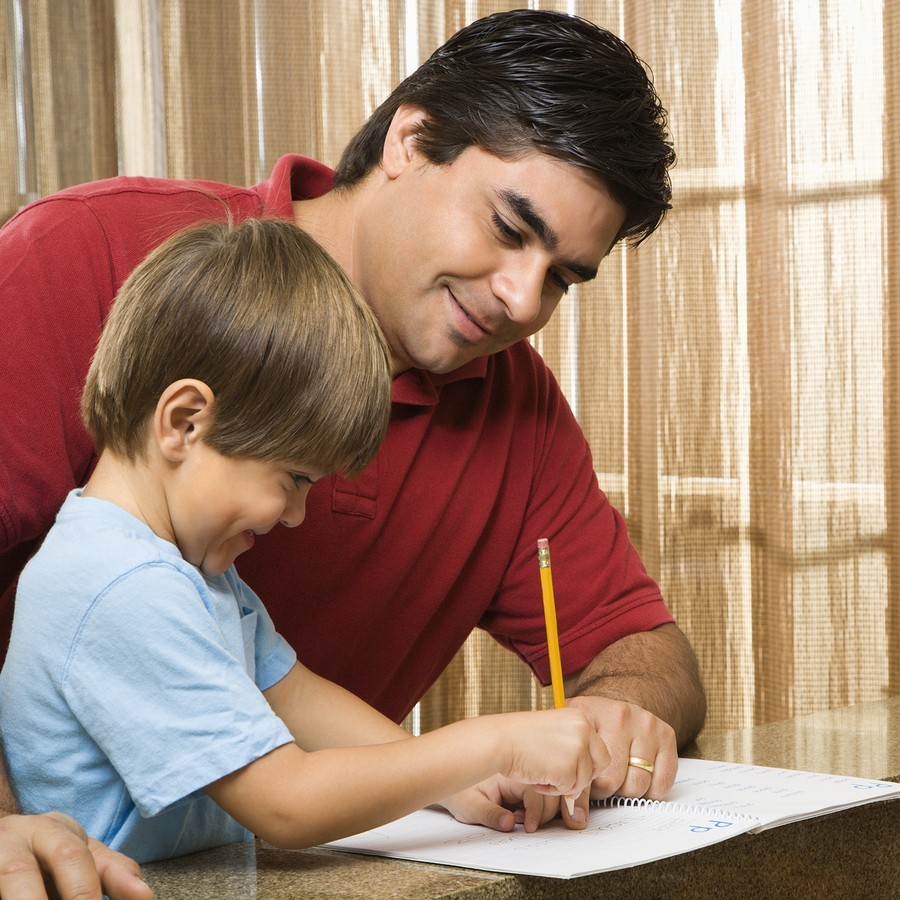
537;537;575;817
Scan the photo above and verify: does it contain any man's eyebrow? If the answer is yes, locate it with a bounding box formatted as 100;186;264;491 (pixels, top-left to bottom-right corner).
498;189;599;283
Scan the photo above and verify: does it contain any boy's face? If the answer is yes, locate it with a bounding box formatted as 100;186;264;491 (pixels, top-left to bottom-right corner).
354;145;626;375
170;443;323;578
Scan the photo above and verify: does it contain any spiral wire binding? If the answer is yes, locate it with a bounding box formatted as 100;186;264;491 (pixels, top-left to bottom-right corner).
592;795;760;824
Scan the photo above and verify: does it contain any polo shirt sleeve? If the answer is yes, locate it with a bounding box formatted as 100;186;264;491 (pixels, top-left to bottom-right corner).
0;197;111;556
480;351;675;685
61;563;296;818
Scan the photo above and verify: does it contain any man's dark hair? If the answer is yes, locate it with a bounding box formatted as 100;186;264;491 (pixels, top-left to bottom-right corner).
334;8;675;244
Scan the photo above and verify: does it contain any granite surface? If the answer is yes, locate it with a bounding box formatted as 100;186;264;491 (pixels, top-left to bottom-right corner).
142;696;900;898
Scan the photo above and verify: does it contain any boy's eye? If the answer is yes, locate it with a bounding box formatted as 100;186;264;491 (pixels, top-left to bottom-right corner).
289;472;314;488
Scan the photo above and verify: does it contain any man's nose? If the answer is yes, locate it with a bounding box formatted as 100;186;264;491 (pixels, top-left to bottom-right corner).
492;257;546;326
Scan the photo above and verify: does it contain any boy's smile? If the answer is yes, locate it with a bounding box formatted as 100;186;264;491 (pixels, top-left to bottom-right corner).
167;444;321;578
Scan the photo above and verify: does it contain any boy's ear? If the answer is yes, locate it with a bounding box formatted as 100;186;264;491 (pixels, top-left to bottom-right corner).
155;379;216;462
382;104;429;179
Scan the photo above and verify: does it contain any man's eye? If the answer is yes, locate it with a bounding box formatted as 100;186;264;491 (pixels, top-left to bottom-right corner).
492;213;521;245
550;271;572;294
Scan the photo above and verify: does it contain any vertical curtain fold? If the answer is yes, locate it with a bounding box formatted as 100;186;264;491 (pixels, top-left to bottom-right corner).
0;0;20;223
743;0;795;724
2;0;117;218
885;0;900;697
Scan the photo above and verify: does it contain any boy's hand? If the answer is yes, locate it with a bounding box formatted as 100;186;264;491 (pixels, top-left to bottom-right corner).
440;776;592;833
0;812;153;900
498;707;609;801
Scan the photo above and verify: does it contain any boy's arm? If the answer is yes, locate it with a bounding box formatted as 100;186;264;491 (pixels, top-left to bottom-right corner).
205;662;607;849
0;756;151;900
263;661;411;749
262;662;565;834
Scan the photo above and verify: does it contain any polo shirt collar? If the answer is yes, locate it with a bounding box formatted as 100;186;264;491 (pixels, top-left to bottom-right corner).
392;357;488;407
257;154;335;214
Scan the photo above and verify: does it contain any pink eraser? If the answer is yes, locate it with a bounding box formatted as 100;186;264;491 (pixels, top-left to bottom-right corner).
537;538;549;548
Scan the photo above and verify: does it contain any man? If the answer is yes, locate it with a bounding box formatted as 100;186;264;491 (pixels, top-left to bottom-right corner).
0;9;705;898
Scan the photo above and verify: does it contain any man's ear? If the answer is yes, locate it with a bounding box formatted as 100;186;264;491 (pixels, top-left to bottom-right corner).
381;103;430;179
155;379;216;462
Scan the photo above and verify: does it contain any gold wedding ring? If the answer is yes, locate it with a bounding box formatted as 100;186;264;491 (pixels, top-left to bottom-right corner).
628;755;655;774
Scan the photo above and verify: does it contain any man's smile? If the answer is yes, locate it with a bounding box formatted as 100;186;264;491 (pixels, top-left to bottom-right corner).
447;287;496;343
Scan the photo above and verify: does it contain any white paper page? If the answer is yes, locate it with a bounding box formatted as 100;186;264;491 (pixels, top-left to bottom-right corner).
324;802;756;879
322;758;900;879
670;758;900;830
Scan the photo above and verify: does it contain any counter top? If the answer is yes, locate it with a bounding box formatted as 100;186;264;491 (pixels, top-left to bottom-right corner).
143;695;900;898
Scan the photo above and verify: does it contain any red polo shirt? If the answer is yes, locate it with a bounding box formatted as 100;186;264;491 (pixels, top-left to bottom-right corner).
0;156;672;722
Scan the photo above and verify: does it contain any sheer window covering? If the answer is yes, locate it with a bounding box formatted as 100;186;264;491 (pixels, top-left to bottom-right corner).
2;0;896;735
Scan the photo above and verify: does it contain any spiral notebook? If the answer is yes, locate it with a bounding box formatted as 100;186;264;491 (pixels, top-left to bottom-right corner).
322;758;900;879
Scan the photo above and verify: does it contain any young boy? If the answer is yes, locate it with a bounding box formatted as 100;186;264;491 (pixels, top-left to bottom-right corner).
0;218;606;864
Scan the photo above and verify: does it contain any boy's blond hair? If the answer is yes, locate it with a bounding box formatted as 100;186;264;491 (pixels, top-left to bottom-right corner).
82;218;390;476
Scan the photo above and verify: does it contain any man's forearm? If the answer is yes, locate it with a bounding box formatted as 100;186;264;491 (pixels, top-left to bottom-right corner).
0;751;19;816
566;623;706;747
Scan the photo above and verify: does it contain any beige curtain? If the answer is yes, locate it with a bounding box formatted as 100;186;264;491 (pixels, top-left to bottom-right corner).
2;0;896;735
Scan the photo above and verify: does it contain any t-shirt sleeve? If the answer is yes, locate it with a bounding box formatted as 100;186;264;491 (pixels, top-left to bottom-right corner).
62;563;295;817
480;353;674;684
226;568;298;691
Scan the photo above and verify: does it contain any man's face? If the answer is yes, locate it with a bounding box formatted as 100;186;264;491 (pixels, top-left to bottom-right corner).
355;145;627;375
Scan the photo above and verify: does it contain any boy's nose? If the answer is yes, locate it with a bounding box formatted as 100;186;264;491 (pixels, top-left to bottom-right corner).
280;492;308;528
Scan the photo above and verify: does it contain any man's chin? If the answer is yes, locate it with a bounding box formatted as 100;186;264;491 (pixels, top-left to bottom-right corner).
419;357;468;375
403;335;488;375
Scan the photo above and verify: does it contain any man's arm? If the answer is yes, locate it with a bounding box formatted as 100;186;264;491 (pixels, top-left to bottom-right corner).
0;754;153;900
565;623;706;800
567;623;706;745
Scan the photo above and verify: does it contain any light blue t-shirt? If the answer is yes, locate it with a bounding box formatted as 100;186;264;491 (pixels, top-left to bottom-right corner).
0;490;297;863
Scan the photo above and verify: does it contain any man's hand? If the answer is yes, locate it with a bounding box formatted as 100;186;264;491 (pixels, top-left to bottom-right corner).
562;623;706;801
566;695;678;800
0;811;153;899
